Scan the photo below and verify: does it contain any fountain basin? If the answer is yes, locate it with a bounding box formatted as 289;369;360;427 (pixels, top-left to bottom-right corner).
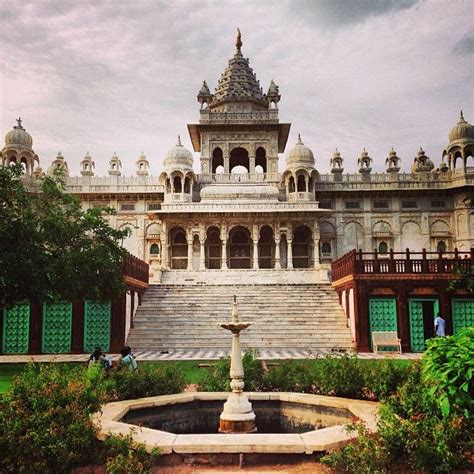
96;392;378;456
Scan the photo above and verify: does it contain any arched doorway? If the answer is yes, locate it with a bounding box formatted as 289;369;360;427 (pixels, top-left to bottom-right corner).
205;226;221;269
258;225;274;268
170;227;187;269
229;147;249;173
228;226;252;269
255;147;267;173
212;147;223;173
293;225;312;268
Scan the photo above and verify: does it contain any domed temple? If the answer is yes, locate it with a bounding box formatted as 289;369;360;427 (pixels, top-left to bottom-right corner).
1;31;473;355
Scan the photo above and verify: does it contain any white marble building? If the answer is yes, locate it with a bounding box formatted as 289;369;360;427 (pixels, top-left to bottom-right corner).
2;32;473;284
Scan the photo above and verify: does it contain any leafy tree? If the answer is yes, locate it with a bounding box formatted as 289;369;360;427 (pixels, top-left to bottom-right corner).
447;262;474;293
0;165;130;307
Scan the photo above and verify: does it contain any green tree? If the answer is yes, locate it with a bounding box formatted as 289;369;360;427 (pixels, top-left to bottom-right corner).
0;165;130;307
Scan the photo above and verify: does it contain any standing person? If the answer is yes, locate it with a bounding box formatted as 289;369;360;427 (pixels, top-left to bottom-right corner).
120;346;138;370
434;314;446;337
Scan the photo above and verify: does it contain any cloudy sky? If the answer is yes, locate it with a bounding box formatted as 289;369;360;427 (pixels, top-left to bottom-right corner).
1;0;473;176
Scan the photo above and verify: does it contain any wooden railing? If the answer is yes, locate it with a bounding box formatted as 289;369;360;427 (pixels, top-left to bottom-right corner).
332;248;473;282
122;252;149;285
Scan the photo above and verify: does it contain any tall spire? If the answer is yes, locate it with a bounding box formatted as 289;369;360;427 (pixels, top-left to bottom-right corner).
236;28;242;55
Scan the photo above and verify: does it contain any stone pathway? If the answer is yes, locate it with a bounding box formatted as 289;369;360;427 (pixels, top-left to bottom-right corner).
0;349;421;363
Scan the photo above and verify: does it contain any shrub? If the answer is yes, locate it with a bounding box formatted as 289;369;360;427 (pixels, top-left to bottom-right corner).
322;362;474;473
0;363;103;473
198;351;264;391
102;432;160;474
363;359;413;400
422;327;474;416
260;360;316;393
100;362;186;401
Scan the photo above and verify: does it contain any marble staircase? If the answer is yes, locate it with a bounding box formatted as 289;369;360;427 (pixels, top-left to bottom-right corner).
127;283;353;352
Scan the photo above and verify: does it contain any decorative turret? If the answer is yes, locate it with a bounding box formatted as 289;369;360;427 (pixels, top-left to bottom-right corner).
266;80;280;107
358;148;372;181
160;136;196;203
385;147;400;174
47;152;69;177
80;152;95;176
1;118;39;175
286;134;315;170
330;149;344;181
136;151;150;176
411;147;434;173
443;111;474;172
108;152;122;176
197;81;212;109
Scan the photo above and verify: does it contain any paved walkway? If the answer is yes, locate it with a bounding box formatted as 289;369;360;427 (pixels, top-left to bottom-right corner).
0;349;422;363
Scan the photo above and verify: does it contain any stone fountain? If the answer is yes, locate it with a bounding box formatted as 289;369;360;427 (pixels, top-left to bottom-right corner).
218;295;256;433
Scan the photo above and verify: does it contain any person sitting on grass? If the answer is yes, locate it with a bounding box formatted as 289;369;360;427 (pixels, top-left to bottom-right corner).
88;346;112;371
120;346;138;370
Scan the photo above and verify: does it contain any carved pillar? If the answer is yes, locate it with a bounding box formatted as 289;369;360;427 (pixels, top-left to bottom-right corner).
313;221;320;268
200;236;206;270
250;153;256;174
274;235;281;269
187;234;193;270
252;224;259;269
221;226;228;269
287;239;293;269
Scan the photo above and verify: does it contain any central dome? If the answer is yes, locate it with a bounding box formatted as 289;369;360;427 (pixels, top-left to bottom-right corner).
286;134;315;168
164;136;194;171
448;111;474;142
5;118;33;148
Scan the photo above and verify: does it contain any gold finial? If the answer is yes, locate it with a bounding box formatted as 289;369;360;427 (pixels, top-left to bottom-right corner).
297;133;303;144
236;28;242;53
177;135;182;146
460;110;465;122
15;117;24;130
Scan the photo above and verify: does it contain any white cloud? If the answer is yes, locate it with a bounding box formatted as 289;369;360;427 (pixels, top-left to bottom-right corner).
0;0;472;176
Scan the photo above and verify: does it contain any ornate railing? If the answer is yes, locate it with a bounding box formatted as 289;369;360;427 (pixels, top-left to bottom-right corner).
122;253;149;285
332;248;473;282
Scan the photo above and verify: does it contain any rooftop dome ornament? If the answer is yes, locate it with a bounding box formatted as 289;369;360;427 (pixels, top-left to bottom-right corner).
108;152;122;176
136;151;150;176
330;148;344;181
448;110;474;142
47;151;69;177
411;147;434;173
285;133;315;170
385;147;400;173
80;151;95;177
236;28;242;56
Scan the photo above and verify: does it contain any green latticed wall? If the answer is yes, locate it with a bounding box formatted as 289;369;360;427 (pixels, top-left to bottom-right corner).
452;299;474;334
369;299;398;351
2;303;30;354
84;301;111;352
408;300;425;352
42;302;72;353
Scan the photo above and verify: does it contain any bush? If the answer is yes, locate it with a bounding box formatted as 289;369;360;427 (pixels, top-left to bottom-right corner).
363;359;413;400
259;360;316;393
422;327;474;416
0;363;103;473
198;351;264;391
102;432;160;474
100;362;186;401
322;362;474;473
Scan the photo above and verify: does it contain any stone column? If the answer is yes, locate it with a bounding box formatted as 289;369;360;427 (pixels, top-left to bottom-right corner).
313;221;320;268
221;226;228;269
274;235;281;269
287;239;293;269
187;237;193;270
252;224;259;270
249;153;256;175
200;237;206;270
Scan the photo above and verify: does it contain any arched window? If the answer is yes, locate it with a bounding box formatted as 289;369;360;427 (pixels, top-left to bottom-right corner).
288;176;295;193
229;147;249;173
378;241;388;254
255;147;267;173
297;174;306;192
173;176;182;193
321;242;332;256
437;240;446;253
212;147;223;174
150;243;160;255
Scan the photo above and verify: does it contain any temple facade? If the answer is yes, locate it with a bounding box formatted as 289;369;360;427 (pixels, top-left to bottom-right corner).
2;31;473;285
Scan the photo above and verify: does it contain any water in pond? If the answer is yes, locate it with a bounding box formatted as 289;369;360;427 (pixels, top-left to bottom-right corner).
122;400;352;434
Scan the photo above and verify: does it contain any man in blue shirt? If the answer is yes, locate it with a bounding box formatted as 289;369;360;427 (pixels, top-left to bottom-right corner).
434;315;446;337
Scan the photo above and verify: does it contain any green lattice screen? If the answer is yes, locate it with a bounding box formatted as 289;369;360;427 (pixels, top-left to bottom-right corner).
42;302;72;353
409;299;439;352
369;299;398;351
83;301;111;352
2;303;30;354
452;299;474;334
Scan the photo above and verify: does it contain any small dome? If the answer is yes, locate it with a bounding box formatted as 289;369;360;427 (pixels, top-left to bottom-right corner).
164;136;194;170
286;134;315;168
449;111;474;142
5;118;33;148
